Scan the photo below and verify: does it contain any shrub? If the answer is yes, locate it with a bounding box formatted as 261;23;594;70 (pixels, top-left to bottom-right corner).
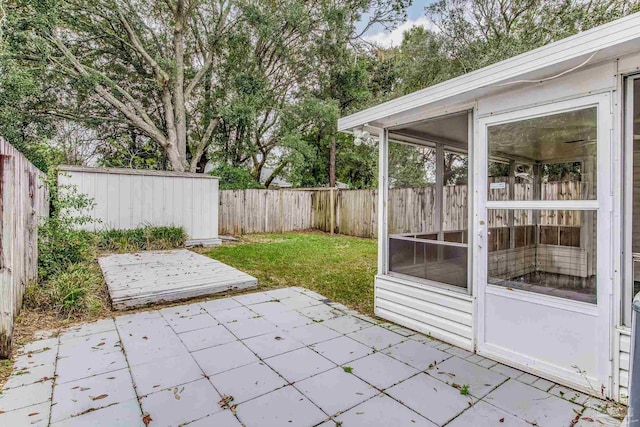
25;262;106;317
209;164;263;190
96;226;187;251
38;171;97;280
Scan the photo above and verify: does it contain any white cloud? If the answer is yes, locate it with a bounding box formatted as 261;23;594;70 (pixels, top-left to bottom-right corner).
364;16;436;48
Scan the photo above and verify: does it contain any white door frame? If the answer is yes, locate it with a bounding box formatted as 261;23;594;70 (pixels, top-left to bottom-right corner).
473;93;614;395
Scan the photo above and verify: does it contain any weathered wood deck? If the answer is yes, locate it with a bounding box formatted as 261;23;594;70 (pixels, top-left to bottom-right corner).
98;249;258;310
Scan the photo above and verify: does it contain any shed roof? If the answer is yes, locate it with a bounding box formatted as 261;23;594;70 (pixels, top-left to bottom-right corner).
338;12;640;133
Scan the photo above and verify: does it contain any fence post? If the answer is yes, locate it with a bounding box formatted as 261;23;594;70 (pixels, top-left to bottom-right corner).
280;190;284;234
0;155;14;358
330;187;335;236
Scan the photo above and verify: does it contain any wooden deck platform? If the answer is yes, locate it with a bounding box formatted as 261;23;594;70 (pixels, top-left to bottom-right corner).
98;249;258;310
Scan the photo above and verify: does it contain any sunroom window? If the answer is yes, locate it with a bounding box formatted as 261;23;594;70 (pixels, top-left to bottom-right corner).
486;106;598;304
387;112;470;291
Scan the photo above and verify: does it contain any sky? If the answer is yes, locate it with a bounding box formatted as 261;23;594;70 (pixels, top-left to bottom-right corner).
358;0;437;48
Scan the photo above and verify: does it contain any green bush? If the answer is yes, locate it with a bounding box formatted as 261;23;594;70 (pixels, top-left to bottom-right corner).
96;226;187;251
209;164;263;190
38;171;97;280
25;262;106;317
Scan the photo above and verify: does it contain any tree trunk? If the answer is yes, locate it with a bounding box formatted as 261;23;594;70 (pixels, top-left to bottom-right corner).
173;0;187;167
329;133;336;187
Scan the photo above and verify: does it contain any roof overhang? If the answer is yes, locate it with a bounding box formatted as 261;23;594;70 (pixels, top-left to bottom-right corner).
338;12;640;134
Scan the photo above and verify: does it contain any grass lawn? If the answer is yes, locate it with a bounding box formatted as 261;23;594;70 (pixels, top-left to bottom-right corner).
205;232;378;316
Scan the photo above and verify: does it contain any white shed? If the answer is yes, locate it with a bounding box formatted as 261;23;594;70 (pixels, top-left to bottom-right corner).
339;13;640;403
58;166;221;246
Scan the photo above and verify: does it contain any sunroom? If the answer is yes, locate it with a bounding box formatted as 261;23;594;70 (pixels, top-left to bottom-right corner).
338;12;640;403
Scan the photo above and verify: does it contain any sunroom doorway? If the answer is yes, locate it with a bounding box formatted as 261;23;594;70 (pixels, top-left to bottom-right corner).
386;111;472;294
476;94;612;395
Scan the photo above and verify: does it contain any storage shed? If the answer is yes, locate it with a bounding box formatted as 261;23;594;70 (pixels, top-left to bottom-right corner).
58;166;221;246
339;13;640;403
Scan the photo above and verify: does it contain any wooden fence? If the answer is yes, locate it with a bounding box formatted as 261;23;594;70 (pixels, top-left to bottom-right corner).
220;186;468;238
219;183;584;239
219;189;314;235
0;138;49;357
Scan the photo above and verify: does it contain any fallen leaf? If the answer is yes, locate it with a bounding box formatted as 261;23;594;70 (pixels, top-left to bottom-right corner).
274;336;283;341
90;394;108;401
219;395;235;409
581;417;594;422
96;342;105;346
142;336;148;340
142;413;152;426
28;412;39;417
499;418;504;423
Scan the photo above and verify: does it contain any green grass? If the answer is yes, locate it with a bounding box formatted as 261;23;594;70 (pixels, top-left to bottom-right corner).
206;233;378;316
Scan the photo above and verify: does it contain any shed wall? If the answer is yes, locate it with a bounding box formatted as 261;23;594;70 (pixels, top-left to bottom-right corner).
58;167;219;243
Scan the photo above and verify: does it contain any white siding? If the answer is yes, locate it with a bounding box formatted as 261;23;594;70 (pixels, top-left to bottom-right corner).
374;274;475;351
618;328;631;403
58;166;219;244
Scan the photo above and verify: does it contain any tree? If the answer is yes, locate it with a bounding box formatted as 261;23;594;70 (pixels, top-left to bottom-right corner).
426;0;640;74
210;0;407;188
7;0;237;171
393;26;452;95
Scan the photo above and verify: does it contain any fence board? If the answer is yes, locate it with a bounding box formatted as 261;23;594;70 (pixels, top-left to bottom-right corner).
219;183;584;239
0;138;49;357
219;189;313;235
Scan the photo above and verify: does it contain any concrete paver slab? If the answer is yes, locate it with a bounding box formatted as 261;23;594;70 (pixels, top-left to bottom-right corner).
50;399;144;427
428;356;508;399
139;378;221;427
382;340;451;371
484;379;582;427
335;393;436;427
348;352;419;389
129;353;204;396
295;367;377;416
50;369;135;423
192;340;259;375
386;372;474;426
0;380;53;413
264;347;336;382
209;361;287;404
309;336;373;365
235;386;327;427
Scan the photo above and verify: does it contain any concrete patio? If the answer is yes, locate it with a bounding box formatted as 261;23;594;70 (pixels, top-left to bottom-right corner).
0;287;622;427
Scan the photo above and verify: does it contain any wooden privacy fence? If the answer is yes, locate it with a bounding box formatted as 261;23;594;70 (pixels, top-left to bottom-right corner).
219;182;585;239
219;189;314;235
0;138;49;357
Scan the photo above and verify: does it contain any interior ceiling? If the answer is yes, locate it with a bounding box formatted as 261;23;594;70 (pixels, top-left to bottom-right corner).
489;107;597;162
390;112;468;147
387;107;599;163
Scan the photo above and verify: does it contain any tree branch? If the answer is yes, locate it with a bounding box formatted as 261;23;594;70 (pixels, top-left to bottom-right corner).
116;9;169;86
